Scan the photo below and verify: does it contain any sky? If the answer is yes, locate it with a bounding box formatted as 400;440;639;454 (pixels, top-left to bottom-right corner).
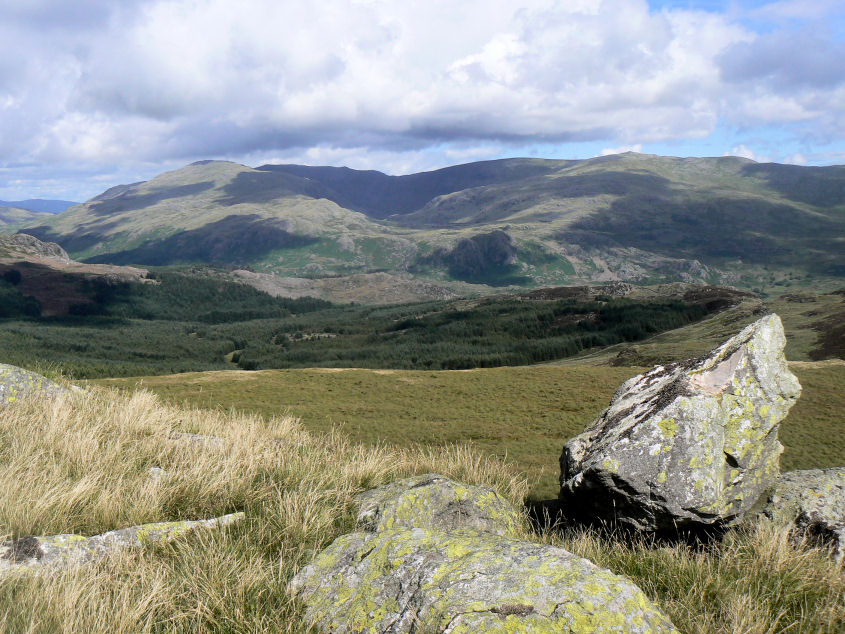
1;0;844;201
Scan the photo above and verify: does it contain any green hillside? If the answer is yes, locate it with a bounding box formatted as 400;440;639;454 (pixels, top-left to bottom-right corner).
23;153;845;291
0;206;50;233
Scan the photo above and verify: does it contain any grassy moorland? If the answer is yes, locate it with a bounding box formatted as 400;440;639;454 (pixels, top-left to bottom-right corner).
0;387;842;633
95;361;845;500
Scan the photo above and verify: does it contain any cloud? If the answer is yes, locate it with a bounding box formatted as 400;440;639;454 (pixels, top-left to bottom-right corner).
600;144;643;156
783;152;807;165
723;144;771;163
0;0;843;197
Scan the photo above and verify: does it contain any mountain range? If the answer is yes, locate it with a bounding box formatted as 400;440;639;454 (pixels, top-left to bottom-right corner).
20;153;845;293
0;199;77;214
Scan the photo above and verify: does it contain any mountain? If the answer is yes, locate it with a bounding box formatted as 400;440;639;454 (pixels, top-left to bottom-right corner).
0;199;78;214
0;205;51;233
22;153;845;292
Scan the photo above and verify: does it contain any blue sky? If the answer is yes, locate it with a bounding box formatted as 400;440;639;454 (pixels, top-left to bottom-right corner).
0;0;843;201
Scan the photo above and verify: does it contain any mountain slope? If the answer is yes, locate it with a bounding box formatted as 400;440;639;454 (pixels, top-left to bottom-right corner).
23;153;845;291
0;206;51;233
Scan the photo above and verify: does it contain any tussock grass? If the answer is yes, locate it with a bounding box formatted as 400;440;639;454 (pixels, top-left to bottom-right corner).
1;388;843;632
542;521;844;633
0;387;526;632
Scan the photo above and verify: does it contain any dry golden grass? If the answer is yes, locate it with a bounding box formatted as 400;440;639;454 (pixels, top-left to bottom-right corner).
0;387;527;632
0;387;842;633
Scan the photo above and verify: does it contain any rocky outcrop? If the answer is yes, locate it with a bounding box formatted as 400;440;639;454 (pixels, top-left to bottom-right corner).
290;475;678;633
355;473;522;536
0;513;243;577
0;233;70;263
0;363;68;406
560;314;801;532
757;468;845;562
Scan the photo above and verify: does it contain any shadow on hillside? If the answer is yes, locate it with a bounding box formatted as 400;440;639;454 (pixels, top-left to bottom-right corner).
218;171;331;205
741;163;845;209
84;214;317;266
87;182;216;216
560;171;845;271
24;218;125;253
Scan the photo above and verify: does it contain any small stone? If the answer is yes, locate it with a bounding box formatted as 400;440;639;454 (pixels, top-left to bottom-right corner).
0;512;244;577
167;431;224;449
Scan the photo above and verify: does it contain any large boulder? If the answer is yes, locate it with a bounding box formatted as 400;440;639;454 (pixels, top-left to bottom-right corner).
0;512;243;577
756;468;845;562
290;475;678;633
355;473;523;536
0;363;68;406
290;528;677;633
560;314;801;532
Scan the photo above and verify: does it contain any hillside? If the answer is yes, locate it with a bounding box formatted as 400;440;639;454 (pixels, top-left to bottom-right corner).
0;233;148;316
23;153;845;292
0;205;50;233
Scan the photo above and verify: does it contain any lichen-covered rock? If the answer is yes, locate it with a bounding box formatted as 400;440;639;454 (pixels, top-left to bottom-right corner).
0;512;243;577
355;474;523;536
757;468;845;562
289;527;678;633
0;363;67;406
560;314;801;532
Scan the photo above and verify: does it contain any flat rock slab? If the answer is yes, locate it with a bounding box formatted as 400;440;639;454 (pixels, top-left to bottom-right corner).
289;527;678;633
0;363;67;406
758;468;845;562
0;512;243;577
560;314;801;532
355;473;522;536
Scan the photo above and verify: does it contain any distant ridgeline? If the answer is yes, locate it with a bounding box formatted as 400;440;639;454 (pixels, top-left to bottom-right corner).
19;153;845;292
0;270;725;378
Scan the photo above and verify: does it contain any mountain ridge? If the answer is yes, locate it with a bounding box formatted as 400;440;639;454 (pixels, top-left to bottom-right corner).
21;153;845;293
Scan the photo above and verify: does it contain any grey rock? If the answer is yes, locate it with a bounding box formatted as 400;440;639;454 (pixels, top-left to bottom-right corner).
560;314;801;532
167;430;224;449
757;467;845;562
0;512;243;577
0;363;68;406
355;473;523;536
1;233;71;263
289;528;678;633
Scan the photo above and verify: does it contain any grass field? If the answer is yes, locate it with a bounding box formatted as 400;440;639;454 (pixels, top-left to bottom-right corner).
2;385;842;633
96;361;845;500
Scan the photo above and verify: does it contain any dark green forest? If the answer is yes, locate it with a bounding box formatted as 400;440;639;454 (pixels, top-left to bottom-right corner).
0;271;713;378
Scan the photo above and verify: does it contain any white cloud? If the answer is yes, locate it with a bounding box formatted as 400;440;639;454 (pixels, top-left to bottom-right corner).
782;152;807;165
600;144;643;156
0;0;843;197
723;145;771;163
